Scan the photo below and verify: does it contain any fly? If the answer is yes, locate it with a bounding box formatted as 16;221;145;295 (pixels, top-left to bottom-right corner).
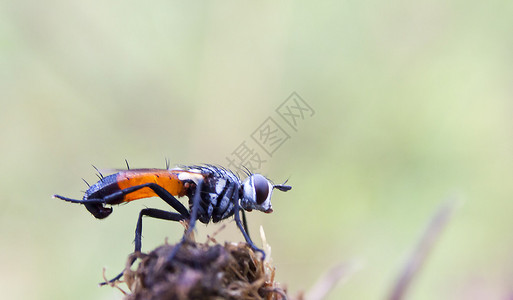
53;164;291;284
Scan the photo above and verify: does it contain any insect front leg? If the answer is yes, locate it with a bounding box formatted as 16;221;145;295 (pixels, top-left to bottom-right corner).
234;201;266;260
241;209;251;240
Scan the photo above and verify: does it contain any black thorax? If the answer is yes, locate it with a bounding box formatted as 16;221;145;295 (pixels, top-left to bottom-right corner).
185;166;241;224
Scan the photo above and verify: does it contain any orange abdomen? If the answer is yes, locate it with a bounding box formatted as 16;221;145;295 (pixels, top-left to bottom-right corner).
116;169;188;202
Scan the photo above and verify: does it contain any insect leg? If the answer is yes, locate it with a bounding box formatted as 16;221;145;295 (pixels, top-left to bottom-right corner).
134;208;186;252
100;208;185;286
234;201;265;260
103;183;190;217
54;195;112;219
53;194;104;204
241;209;251;241
165;180;204;262
184;180;203;240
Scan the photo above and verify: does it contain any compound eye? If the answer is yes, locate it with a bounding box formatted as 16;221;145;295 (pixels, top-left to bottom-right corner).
253;174;270;205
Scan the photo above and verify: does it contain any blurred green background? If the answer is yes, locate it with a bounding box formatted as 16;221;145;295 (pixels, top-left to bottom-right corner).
2;1;513;299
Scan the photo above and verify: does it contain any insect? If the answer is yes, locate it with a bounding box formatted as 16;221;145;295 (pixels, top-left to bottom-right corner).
54;163;291;284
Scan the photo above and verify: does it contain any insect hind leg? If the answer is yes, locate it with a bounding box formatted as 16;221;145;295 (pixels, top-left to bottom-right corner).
53;195;112;219
134;208;186;252
100;208;185;286
102;183;190;218
53;194;100;204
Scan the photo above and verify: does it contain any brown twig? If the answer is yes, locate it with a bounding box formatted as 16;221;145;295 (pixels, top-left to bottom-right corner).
305;260;362;300
387;197;461;300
